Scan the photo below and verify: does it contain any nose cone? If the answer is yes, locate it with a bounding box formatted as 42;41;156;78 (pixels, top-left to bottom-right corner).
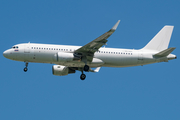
3;50;9;58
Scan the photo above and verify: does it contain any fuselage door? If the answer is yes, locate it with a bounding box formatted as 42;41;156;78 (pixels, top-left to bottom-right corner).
24;43;30;53
138;50;143;65
24;43;31;61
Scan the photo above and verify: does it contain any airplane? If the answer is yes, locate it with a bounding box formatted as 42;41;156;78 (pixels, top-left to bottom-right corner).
3;20;177;80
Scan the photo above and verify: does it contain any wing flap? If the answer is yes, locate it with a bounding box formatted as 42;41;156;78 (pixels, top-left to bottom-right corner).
89;67;101;72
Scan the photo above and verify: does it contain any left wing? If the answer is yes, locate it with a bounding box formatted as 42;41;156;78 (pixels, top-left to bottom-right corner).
74;20;120;62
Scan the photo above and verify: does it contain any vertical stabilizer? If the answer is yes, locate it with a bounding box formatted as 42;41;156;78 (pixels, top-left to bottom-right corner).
142;26;174;51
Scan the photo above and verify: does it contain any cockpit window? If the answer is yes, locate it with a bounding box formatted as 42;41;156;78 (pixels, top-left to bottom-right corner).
12;46;18;49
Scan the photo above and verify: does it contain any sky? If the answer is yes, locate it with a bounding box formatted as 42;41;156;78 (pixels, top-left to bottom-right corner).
0;0;180;120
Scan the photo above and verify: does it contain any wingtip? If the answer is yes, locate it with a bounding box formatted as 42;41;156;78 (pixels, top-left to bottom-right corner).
111;20;120;30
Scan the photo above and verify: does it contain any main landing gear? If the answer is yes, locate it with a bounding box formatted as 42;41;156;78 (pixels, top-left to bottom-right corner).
24;62;28;72
80;72;86;80
80;65;89;80
83;65;89;72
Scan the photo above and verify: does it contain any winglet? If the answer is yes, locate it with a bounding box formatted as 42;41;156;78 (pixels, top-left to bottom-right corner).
111;20;120;30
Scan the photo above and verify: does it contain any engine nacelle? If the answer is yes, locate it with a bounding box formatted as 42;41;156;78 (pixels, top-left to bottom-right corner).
52;65;75;76
53;52;80;62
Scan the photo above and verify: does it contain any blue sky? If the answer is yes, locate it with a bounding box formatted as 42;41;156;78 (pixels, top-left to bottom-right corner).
1;0;180;120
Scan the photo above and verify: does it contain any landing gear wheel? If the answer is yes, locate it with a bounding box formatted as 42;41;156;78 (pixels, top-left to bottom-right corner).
24;67;28;72
84;65;89;72
80;74;86;80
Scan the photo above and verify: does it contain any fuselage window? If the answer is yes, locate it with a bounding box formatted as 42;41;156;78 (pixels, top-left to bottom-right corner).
61;49;63;51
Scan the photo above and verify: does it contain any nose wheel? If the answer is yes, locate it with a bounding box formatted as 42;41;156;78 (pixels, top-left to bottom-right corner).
24;62;28;72
24;67;28;72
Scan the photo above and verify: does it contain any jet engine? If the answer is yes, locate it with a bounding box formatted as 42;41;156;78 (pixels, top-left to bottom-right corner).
53;52;80;62
52;65;75;76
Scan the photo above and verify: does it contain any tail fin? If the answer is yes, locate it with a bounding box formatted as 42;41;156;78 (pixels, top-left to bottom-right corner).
142;26;174;51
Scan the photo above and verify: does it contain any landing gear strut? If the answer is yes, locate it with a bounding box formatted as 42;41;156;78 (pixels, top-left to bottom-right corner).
24;62;28;72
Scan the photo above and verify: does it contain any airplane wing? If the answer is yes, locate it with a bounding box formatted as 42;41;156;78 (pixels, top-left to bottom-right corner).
74;20;120;62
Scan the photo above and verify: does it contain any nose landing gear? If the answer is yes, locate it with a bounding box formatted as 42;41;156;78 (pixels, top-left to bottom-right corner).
24;62;28;72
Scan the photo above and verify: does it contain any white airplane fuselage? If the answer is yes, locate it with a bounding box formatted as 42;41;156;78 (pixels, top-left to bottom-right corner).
3;43;176;68
2;21;177;80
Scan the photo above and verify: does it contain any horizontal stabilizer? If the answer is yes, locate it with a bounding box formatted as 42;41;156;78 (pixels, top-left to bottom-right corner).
153;47;176;57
